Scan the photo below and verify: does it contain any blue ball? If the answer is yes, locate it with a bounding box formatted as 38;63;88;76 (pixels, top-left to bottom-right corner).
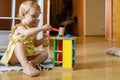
65;34;72;38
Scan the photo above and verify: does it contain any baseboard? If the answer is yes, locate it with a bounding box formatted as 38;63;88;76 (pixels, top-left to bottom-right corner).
85;35;105;37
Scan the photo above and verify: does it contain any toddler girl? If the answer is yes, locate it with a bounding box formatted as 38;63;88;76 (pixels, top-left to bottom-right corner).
0;1;51;77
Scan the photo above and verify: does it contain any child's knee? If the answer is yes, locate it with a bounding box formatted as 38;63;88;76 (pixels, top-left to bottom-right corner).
42;50;48;58
44;51;48;58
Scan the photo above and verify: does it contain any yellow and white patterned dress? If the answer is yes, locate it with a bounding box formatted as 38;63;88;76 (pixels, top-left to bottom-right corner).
0;23;40;66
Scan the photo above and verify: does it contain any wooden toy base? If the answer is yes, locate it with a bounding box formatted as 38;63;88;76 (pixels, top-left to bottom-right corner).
52;66;76;71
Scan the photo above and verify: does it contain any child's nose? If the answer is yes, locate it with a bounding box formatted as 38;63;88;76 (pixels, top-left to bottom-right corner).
34;18;39;22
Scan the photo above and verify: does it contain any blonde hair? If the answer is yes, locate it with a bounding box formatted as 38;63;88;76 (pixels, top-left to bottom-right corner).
19;0;41;19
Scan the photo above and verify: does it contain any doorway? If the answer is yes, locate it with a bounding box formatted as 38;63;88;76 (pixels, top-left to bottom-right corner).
85;0;105;36
50;0;73;36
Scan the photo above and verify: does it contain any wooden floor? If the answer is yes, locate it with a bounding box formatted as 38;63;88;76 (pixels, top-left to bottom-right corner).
1;37;120;80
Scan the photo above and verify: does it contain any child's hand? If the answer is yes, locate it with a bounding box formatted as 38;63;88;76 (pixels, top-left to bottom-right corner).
43;24;51;31
43;32;49;40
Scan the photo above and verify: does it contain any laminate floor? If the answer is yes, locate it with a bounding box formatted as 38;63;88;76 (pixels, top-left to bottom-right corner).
1;37;120;80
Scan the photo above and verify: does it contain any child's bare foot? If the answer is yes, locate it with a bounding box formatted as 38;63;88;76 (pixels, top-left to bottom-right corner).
23;62;40;77
29;60;36;66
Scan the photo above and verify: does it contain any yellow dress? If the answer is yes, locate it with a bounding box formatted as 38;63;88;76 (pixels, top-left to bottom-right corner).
0;23;40;66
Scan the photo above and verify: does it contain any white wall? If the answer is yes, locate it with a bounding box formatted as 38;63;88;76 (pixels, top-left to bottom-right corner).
85;0;105;36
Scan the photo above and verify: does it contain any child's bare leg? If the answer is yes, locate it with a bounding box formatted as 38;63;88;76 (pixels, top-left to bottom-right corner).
9;43;40;77
30;50;48;66
9;52;19;65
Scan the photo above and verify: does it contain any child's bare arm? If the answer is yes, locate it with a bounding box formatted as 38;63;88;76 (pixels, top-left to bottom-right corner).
34;38;45;47
16;24;51;37
34;32;49;47
16;26;43;37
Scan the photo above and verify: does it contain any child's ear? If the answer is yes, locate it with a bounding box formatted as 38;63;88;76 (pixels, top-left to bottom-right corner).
22;13;25;19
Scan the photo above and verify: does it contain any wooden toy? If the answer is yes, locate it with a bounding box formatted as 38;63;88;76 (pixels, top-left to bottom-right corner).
58;40;62;61
52;26;65;37
53;37;76;69
52;26;65;62
51;20;76;69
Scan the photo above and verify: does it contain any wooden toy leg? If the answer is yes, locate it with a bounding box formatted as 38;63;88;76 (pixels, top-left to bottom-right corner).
53;39;57;67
